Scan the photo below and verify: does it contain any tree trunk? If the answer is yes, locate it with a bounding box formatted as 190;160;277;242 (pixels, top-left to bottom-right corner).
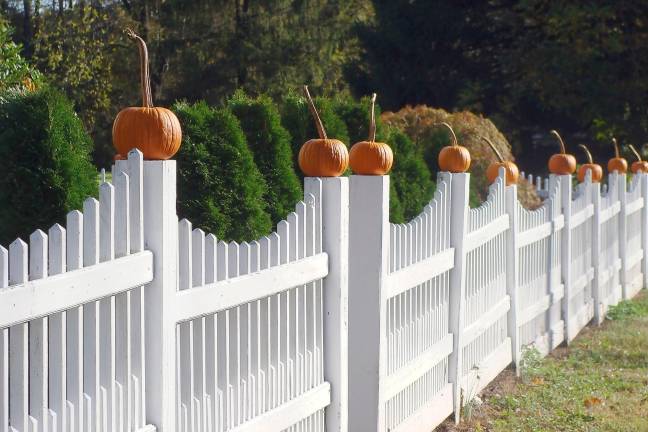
23;0;33;58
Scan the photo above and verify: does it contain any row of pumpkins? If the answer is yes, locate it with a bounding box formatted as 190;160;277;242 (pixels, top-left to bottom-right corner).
111;29;648;186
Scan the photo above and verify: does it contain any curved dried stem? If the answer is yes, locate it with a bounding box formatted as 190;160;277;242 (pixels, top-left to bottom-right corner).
550;130;567;154
437;122;458;146
629;144;642;162
612;137;621;158
368;93;377;142
482;137;504;163
303;85;327;140
125;28;153;108
578;144;594;164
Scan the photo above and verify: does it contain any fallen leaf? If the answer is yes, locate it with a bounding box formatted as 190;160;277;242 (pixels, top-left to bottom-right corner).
584;396;603;408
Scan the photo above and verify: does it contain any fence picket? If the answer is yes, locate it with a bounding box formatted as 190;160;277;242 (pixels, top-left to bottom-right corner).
48;224;66;432
0;247;7;432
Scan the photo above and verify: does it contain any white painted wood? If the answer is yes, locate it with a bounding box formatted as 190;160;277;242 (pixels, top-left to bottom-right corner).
142;159;178;432
0;246;7;432
228;382;329;432
29;229;49;431
642;174;648;290
0;252;153;328
559;175;574;342
66;210;84;432
305;177;348;432
348;175;390;432
384;249;454;300
591;182;603;325
505;185;520;373
9;239;29;432
48;224;66;432
174;253;328;323
448;173;469;423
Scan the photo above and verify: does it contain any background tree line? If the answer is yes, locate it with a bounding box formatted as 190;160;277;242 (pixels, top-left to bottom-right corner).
4;0;648;171
1;0;646;244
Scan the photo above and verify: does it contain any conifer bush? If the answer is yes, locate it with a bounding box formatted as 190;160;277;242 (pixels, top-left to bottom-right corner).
388;127;435;222
280;93;350;178
173;101;272;241
0;87;96;244
228;91;302;225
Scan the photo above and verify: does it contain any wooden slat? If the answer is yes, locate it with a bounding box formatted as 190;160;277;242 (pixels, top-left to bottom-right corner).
66;210;84;432
228;382;330;432
0;247;8;432
381;333;453;402
461;295;511;347
48;224;67;432
174;253;329;323
465;214;510;252
384;248;454;300
569;203;594;229
0;252;153;329
29;229;49;430
9;239;29;432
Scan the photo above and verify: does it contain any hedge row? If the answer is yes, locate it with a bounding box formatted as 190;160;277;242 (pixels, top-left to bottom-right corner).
174;92;436;241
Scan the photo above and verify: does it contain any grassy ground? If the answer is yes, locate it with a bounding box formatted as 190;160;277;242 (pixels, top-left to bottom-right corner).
439;290;648;432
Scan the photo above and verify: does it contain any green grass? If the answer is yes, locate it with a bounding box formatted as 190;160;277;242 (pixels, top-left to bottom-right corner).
449;291;648;431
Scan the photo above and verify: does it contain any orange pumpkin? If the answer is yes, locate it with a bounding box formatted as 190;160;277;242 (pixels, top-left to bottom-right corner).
629;144;648;174
607;137;628;174
113;29;181;160
349;93;393;175
577;144;603;183
483;137;519;186
437;122;470;173
298;86;349;177
548;130;576;175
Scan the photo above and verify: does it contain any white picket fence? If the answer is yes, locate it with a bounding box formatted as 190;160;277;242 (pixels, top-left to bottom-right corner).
0;151;646;432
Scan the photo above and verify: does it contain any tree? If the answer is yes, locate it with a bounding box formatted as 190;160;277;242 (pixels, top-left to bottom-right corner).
0;86;97;244
173;101;272;242
228;91;302;226
0;16;41;96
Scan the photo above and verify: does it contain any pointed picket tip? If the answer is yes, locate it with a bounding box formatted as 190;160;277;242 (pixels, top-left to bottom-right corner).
30;229;48;243
178;218;192;230
99;180;115;193
83;197;100;209
49;223;65;235
10;237;28;250
128;148;144;160
205;233;217;244
192;228;205;237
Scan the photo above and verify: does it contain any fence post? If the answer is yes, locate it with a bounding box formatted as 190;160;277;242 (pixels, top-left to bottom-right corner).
642;174;648;290
559;175;573;342
505;184;520;374
448;173;469;423
142;158;178;431
618;173;629;299
348;175;389;431
305;177;349;432
591;182;603;325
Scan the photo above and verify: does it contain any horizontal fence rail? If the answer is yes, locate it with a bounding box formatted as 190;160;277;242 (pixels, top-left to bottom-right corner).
1;149;647;432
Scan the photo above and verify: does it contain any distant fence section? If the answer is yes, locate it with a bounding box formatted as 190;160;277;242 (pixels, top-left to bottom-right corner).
0;151;646;432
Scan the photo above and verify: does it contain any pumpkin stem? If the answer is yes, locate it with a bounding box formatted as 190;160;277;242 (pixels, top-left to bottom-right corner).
578;144;594;164
550;130;567;154
125;28;153;108
482;137;504;163
437;122;458;147
368;93;377;143
629;144;642;162
612;137;621;158
303;85;327;140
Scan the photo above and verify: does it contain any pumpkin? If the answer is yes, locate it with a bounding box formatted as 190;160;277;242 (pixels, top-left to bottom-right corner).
113;28;182;160
437;122;470;173
577;144;603;183
607;137;628;174
298;85;349;177
548;130;576;175
483;137;519;186
349;93;393;175
629;144;648;174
